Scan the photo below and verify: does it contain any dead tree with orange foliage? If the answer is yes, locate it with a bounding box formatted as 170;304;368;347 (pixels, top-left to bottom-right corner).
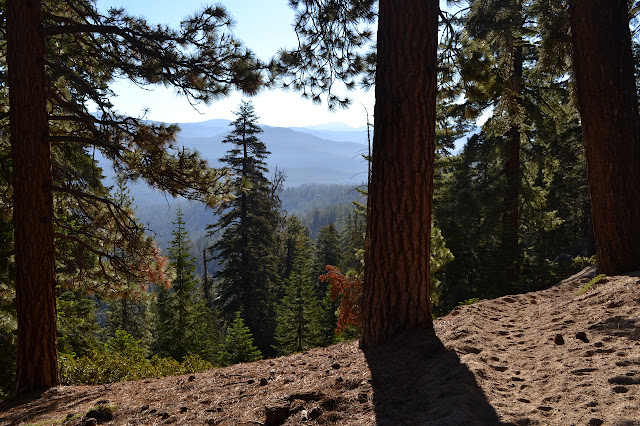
320;265;363;334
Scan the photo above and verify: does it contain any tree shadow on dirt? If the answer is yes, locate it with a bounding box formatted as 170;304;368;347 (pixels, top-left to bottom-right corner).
589;316;640;342
0;388;102;425
363;328;501;425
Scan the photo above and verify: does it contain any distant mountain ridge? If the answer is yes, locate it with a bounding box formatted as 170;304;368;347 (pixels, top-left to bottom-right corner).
103;119;368;206
177;121;368;187
175;119;370;145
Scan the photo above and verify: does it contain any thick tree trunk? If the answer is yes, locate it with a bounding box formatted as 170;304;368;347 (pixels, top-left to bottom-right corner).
8;0;60;393
361;0;438;348
569;0;640;275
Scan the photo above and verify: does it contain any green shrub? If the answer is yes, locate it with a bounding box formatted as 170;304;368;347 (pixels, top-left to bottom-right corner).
59;351;144;385
179;354;215;373
59;339;214;386
571;255;597;270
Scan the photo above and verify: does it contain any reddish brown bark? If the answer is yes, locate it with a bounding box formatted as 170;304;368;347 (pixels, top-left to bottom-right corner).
569;0;640;275
361;0;438;348
8;0;60;393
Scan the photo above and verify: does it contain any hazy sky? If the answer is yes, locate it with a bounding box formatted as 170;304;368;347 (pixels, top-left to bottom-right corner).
96;0;375;128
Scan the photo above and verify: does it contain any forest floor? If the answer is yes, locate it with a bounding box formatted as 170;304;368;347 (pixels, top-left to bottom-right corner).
1;266;640;425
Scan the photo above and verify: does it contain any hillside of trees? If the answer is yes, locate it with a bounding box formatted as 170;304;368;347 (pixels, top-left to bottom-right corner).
100;121;370;205
1;4;639;425
0;91;375;396
131;182;364;248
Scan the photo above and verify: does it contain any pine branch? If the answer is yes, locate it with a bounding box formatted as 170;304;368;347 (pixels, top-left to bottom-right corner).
48;135;120;153
43;4;266;99
54;232;143;281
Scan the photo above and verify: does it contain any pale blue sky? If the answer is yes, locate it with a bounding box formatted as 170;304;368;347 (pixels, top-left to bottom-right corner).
96;0;375;128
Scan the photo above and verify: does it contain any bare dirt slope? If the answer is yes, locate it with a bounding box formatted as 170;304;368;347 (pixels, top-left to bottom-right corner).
1;266;639;425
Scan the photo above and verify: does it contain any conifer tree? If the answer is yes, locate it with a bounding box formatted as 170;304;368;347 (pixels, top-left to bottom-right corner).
0;141;16;395
104;296;153;354
56;290;100;357
434;133;505;306
282;0;439;346
434;0;591;302
313;222;342;345
460;0;529;290
359;0;440;346
209;101;281;355
218;312;262;366
280;216;309;283
569;0;640;274
6;0;265;392
155;208;212;361
103;182;154;351
314;222;342;292
274;231;320;354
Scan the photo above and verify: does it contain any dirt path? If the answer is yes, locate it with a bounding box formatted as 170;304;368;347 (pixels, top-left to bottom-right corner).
1;267;639;425
436;267;640;425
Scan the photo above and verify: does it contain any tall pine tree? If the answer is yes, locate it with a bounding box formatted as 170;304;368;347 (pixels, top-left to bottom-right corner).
209;101;281;355
360;0;439;346
569;0;640;274
461;0;529;291
6;0;264;393
280;0;440;346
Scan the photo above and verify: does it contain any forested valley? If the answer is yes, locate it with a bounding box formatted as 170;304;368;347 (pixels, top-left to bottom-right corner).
1;0;640;424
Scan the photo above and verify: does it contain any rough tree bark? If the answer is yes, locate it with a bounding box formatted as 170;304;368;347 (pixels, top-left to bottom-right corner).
361;0;439;348
569;0;640;275
7;0;61;392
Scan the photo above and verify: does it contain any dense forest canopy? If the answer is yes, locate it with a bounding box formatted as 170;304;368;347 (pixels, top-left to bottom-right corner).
0;0;639;397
